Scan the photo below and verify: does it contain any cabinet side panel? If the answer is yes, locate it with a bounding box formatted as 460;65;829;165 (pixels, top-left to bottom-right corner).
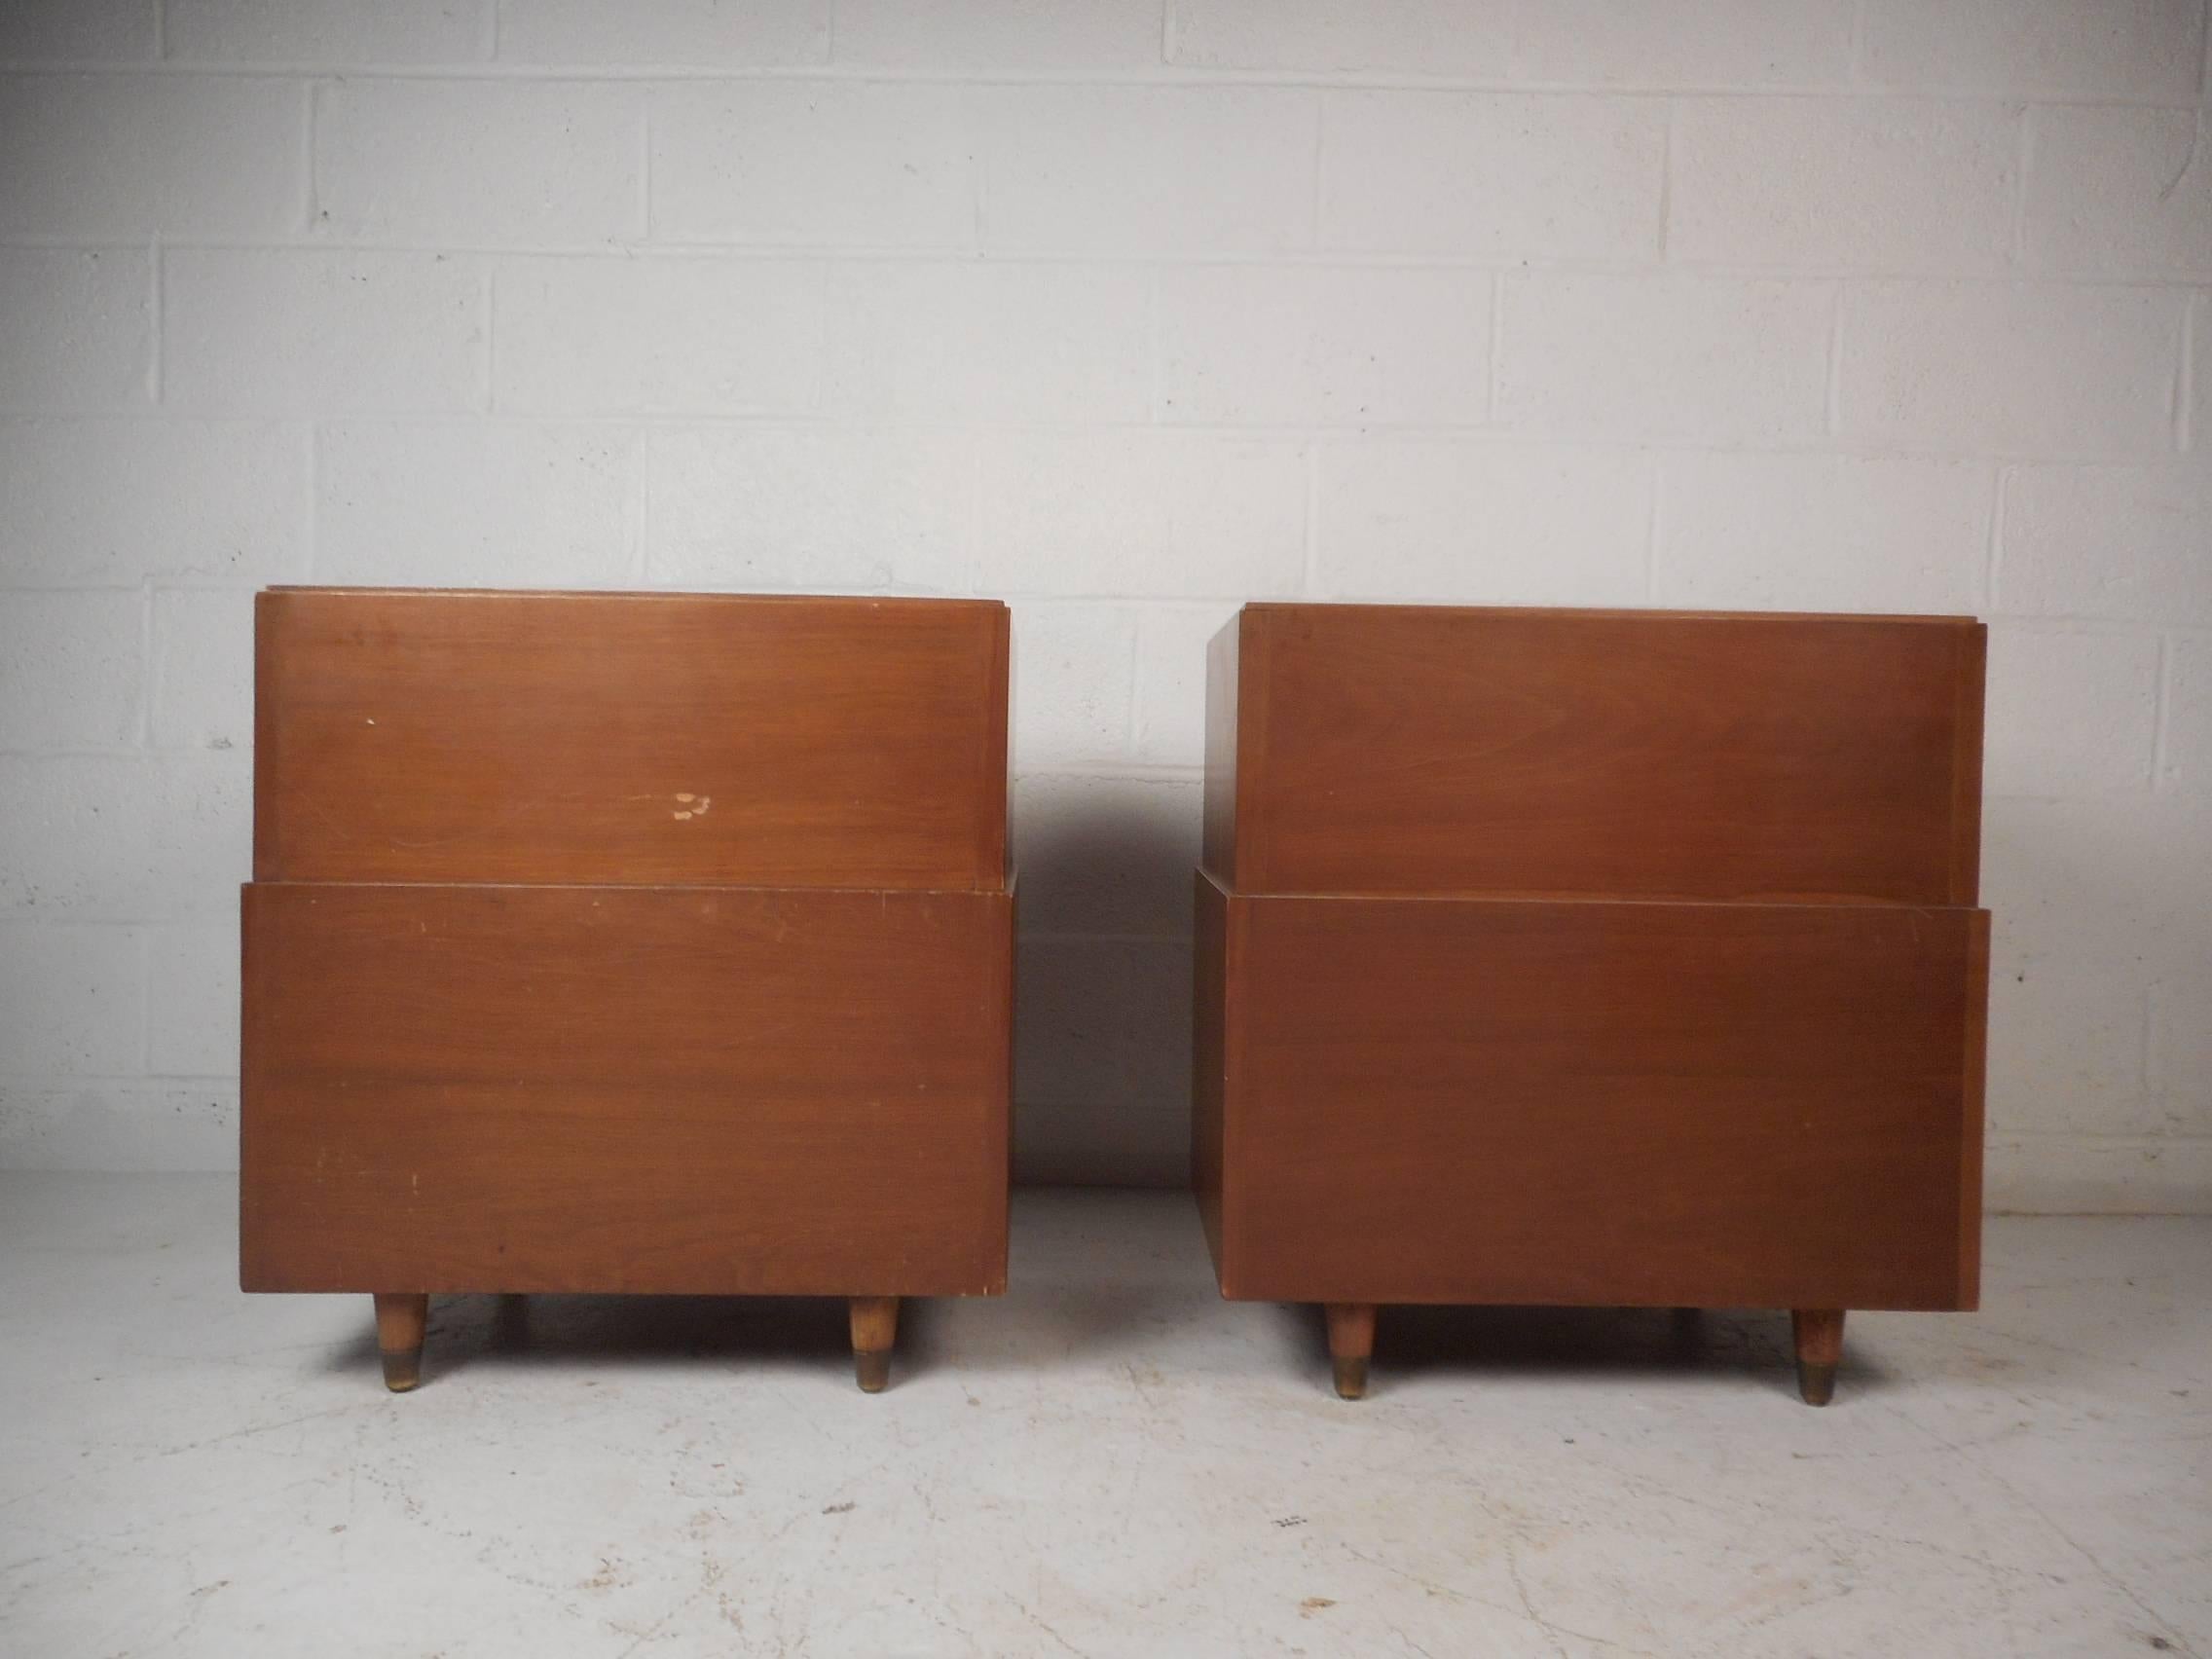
1226;894;1982;1309
1192;870;1230;1282
983;879;1014;1291
1949;621;1987;906
1199;610;1242;885
240;882;1011;1296
251;593;282;881
255;589;1009;889
1956;906;1990;1308
981;604;1012;884
1239;606;1979;903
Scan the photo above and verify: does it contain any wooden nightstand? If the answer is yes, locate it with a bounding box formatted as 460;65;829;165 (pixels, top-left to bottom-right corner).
1194;603;1988;1404
240;588;1014;1392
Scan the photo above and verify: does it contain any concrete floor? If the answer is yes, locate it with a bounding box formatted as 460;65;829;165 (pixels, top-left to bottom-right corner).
0;1178;2206;1658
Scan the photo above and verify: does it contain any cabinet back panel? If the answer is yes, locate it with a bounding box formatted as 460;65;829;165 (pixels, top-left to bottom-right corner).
1219;605;1983;903
254;588;1010;889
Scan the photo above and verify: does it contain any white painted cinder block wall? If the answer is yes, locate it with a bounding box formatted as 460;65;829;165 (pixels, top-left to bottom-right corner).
1;0;2208;1207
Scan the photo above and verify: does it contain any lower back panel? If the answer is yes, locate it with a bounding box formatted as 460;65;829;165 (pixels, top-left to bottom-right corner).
1221;893;1985;1309
240;882;1011;1296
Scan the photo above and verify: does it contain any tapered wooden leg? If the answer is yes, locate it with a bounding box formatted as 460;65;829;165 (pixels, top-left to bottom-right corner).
1792;1309;1844;1406
1325;1303;1376;1400
374;1293;428;1393
849;1296;900;1394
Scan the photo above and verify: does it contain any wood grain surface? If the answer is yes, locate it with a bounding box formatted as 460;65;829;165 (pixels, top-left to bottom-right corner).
1191;869;1230;1272
240;880;1013;1296
254;588;1010;890
1204;604;1984;904
1198;874;1987;1311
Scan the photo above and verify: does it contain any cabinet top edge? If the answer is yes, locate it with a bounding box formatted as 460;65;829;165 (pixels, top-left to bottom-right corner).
1238;602;1981;629
244;877;1017;898
262;586;1009;614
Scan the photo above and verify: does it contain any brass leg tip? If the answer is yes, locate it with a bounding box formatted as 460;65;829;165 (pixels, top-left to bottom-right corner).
381;1351;422;1393
855;1350;891;1393
1796;1360;1837;1407
1332;1357;1369;1401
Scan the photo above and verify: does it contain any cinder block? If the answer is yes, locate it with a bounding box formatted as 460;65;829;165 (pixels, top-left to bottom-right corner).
0;0;157;60
1515;0;1855;87
0;247;148;412
2194;293;2209;455
825;262;1151;423
2002;465;2212;624
2024;106;2212;281
1859;0;2204;100
1986;1134;2212;1214
164;249;484;416
166;0;490;62
1011;773;1204;937
495;256;823;416
0;754;250;920
1158;265;1491;427
645;425;972;593
0;73;306;238
145;922;239;1078
0;591;143;750
317;421;638;587
499;0;823;64
1985;625;2159;799
1670;97;2017;272
980;87;1313;256
0;923;143;1075
1838;282;2185;457
0;420;305;586
1314;439;1652;605
1170;0;1510;74
1014;1093;1188;1186
650;83;977;249
1320;92;1662;259
1010;603;1137;769
0;1083;238;1171
151;589;254;753
2161;636;2212;800
970;433;1305;599
1983;795;2212;976
833;0;1161;69
1132;604;1239;766
1987;953;2152;1135
1012;934;1191;1186
2147;975;2212;1134
315;80;643;246
1657;453;1989;612
1497;274;1830;442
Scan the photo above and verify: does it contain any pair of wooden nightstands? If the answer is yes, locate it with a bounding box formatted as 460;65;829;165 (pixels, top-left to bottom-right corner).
240;589;1987;1405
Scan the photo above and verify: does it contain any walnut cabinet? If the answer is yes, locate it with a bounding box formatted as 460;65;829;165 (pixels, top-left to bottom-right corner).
240;588;1014;1392
1193;604;1989;1404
